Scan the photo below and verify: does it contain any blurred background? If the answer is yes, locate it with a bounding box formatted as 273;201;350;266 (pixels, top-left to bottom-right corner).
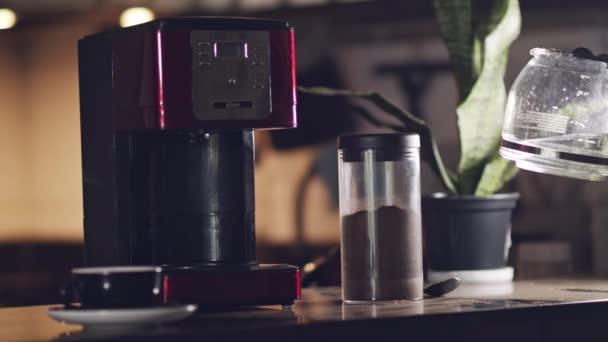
2;0;608;305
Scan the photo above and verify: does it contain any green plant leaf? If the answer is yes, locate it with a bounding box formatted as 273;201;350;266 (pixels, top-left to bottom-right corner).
298;86;459;194
435;0;521;194
433;0;476;100
300;0;521;196
475;153;518;195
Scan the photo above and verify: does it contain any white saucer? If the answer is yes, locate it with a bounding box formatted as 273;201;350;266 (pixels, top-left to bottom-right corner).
48;305;198;327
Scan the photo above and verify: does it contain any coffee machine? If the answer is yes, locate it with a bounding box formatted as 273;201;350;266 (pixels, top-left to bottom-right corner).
78;17;300;306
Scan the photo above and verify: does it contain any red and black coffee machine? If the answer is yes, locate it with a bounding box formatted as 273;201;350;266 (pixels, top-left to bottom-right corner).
77;17;300;306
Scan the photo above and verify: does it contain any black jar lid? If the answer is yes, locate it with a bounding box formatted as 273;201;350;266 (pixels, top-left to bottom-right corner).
338;133;420;150
338;133;420;162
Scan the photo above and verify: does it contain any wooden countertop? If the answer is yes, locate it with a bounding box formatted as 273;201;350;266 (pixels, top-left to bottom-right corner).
7;279;608;341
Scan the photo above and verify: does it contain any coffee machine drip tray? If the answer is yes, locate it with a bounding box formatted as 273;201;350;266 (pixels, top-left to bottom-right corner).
163;264;301;307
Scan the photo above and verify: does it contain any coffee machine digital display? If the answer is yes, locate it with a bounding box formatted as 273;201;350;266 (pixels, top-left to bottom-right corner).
78;17;299;306
214;42;246;58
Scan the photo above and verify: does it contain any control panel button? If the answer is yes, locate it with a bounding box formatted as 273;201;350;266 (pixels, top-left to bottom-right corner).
197;47;211;68
252;71;267;88
197;43;211;53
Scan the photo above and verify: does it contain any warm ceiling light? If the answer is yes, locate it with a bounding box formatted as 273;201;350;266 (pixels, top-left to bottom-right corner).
0;8;17;30
119;7;155;28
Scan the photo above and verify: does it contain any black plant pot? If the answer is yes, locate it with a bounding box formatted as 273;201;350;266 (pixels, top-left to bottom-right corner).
422;193;519;271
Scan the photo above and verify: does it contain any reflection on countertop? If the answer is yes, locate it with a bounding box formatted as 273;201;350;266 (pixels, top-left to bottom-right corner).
5;279;608;341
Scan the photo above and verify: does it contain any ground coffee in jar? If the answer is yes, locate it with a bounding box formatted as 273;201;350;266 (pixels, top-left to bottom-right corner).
338;134;423;302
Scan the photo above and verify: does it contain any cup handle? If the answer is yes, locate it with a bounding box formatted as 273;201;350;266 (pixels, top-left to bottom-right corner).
59;278;77;308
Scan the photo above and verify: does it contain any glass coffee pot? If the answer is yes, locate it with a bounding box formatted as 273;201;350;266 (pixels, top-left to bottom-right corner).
500;47;608;181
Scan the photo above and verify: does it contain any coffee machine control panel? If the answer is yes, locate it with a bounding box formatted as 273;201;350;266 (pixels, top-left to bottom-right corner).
192;31;271;121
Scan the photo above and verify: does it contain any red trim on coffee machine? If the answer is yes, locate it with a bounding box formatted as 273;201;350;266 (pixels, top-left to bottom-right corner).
155;30;166;129
112;28;296;130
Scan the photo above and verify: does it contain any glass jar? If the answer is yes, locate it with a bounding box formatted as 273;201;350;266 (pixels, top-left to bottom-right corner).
337;133;423;302
501;48;608;180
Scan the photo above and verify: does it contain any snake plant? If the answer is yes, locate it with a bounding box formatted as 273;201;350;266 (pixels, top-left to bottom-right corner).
300;0;521;196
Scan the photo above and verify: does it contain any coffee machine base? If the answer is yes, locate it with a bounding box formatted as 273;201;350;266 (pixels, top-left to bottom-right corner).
163;264;301;307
